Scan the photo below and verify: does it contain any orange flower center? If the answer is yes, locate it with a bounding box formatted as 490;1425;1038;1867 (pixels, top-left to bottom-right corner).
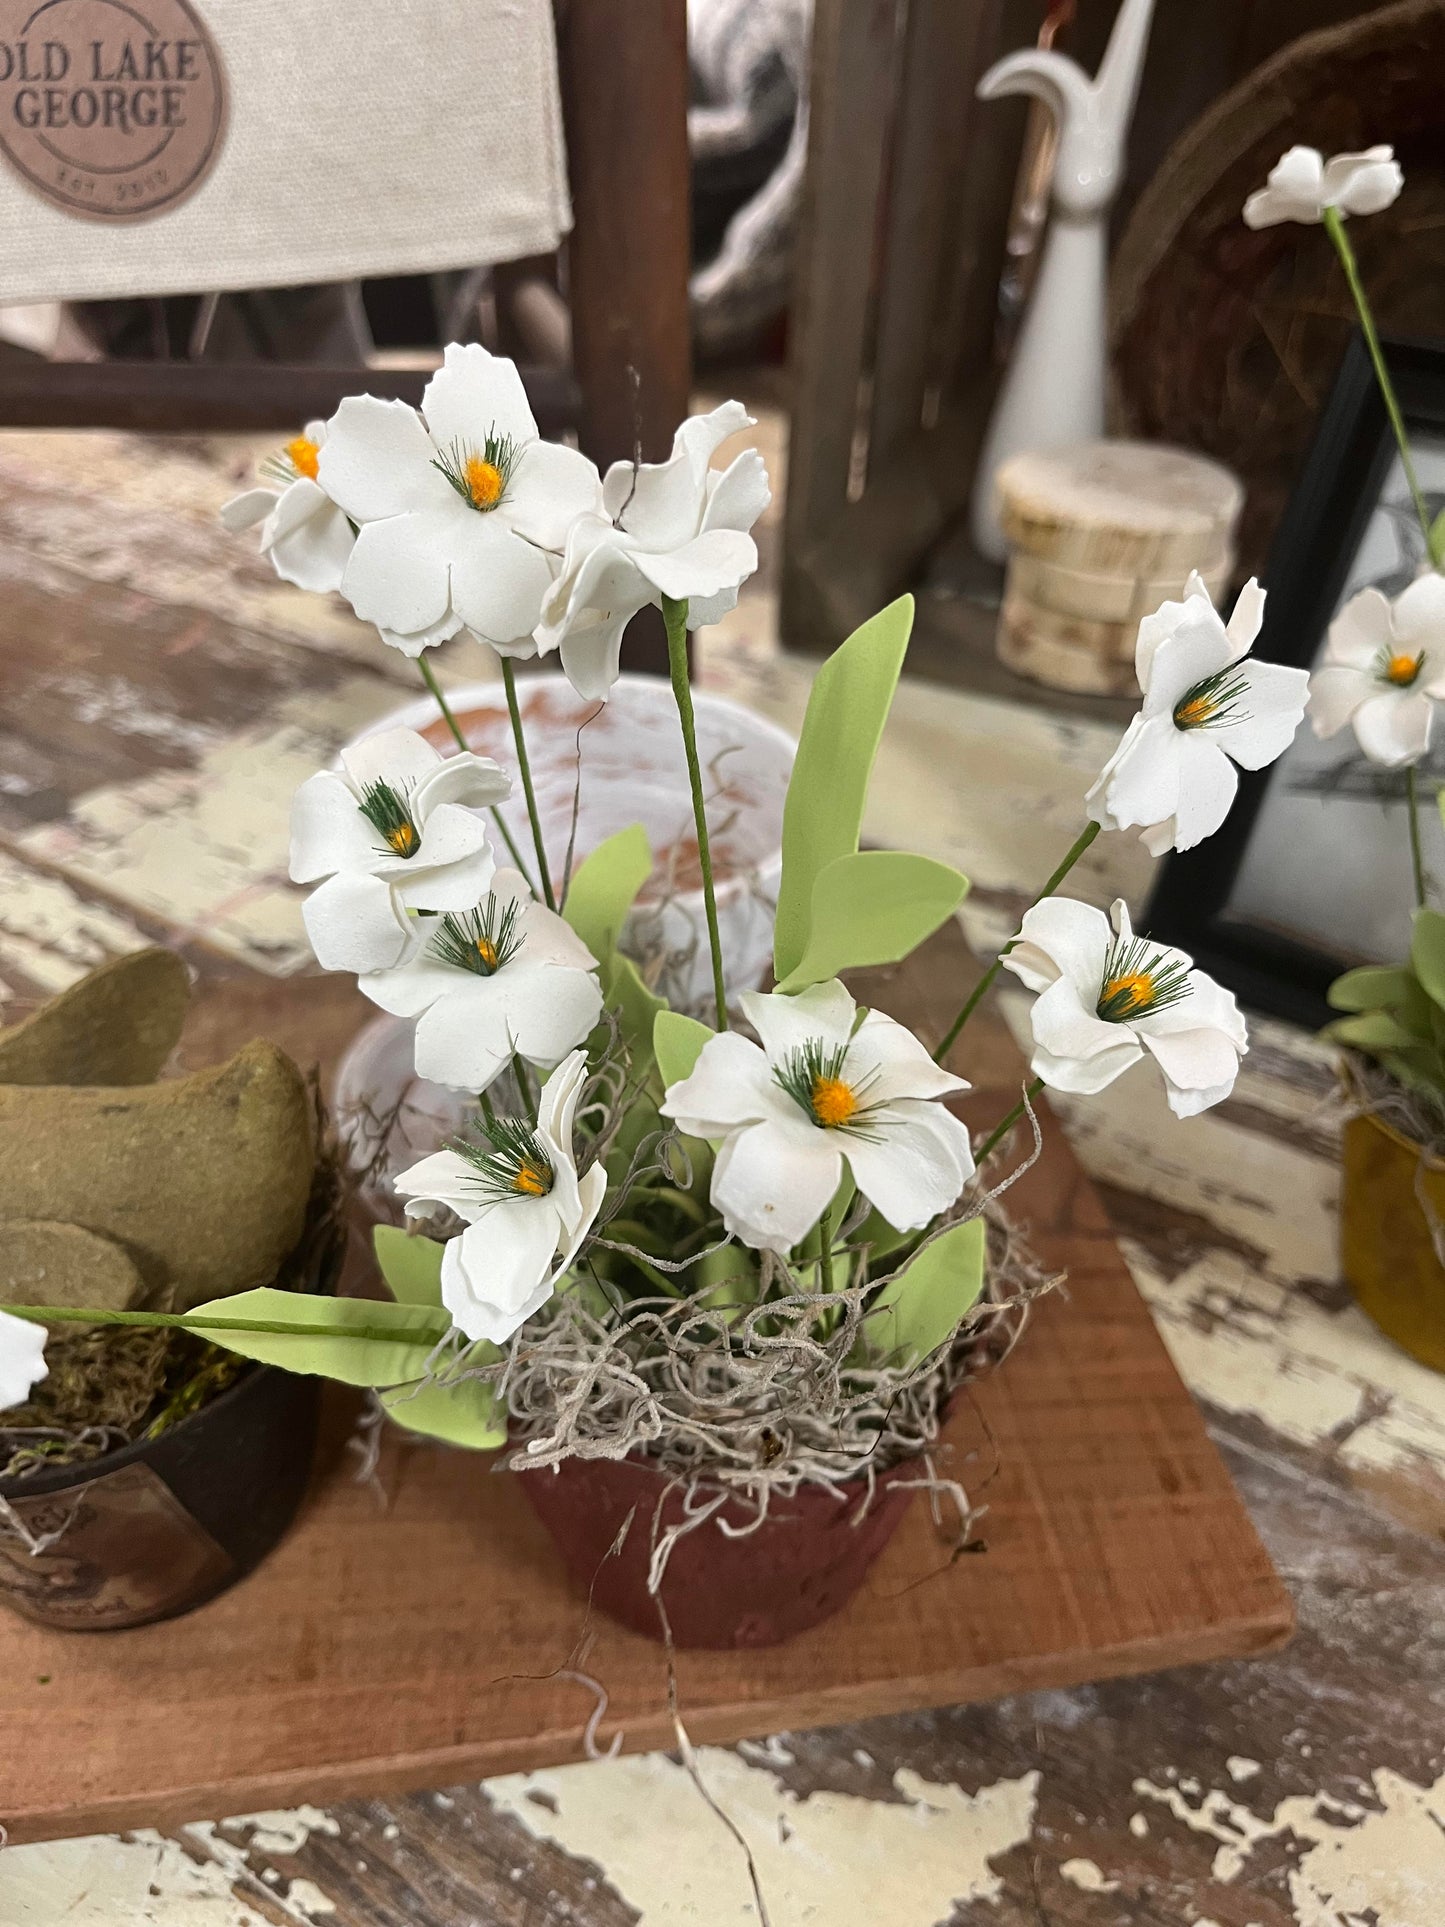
1384;651;1424;687
1173;693;1215;729
512;1161;551;1197
464;456;505;510
476;936;499;970
1099;971;1154;1018
286;435;321;480
384;821;420;857
810;1075;859;1129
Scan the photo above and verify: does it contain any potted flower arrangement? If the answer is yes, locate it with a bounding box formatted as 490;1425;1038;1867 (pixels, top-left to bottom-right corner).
0;344;1311;1647
1242;144;1445;1371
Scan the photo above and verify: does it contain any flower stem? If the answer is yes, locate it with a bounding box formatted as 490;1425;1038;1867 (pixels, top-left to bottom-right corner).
4;1305;423;1345
1323;206;1440;564
417;653;534;887
661;592;729;1029
500;659;556;910
933;820;1101;1063
816;1201;835;1295
974;1077;1045;1166
1407;764;1427;907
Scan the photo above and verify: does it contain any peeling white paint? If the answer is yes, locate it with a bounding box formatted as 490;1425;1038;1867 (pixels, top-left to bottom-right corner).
488;1749;1040;1924
0;850;149;992
210;1807;341;1858
1229;1757;1262;1783
1135;1765;1445;1924
1060;1856;1119;1892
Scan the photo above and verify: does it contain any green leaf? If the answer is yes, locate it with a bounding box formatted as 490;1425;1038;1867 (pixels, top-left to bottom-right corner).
373;1226;445;1308
186;1287;450;1387
610;952;667;1063
1325;1010;1423;1053
1430;505;1445;570
1327;965;1413;1013
685;1238;758;1314
773;597;914;983
562;825;652;966
380;1344;504;1447
863;1217;985;1369
654;1008;713;1091
776;850;969;992
1412;909;1445;1008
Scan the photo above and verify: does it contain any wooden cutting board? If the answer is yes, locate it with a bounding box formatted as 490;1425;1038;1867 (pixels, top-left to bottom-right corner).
0;925;1293;1843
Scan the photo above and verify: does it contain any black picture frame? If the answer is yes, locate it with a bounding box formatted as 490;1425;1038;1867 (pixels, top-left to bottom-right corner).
1143;333;1445;1030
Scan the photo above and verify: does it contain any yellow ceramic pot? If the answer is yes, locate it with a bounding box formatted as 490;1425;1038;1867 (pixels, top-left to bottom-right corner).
1341;1109;1445;1371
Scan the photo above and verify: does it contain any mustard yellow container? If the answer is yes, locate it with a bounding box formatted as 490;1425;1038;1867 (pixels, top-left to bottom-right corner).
1341;1110;1445;1372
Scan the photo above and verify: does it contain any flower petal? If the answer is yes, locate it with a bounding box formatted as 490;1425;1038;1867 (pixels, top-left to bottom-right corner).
556;1162;608;1274
1309;663;1372;738
395;1146;485;1220
1352;689;1432;767
443;1201;561;1343
1224;576;1267;654
319;395;453;521
741;980;857;1062
1322;145;1403;218
513;897;600;971
630;528;758;604
342;509;464;636
661;1029;781;1137
536;1049;591;1164
290;770;378;883
1028;973;1131;1067
412;982;517;1091
502;962;604;1068
421;343;539;457
701;448;771;537
1004;897;1111;997
0;1308;47;1411
1031;1036;1141;1095
506;438;603;551
302;871;414;972
1095;713;1184;837
1140;612;1235;715
1139;1022;1242;1101
710;1116;841;1254
358;956;456;1019
267;489;355;594
841;1101;973;1231
848;1009;968;1104
1170;732;1239;851
450;516;554;647
1326;587;1395;668
1206;660;1310;770
413;750;512;818
1392;570;1445;646
341;726;442;794
221;486;276;532
1243;145;1326;227
394;814;497;911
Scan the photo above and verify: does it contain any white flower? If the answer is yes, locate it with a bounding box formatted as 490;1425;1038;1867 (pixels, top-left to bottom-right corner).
1001;896;1247;1118
1309;576;1445;767
534;401;770;700
360;867;603;1092
220;419;355;593
1086;573;1309;855
1243;145;1403;228
317;344;602;656
659;980;974;1256
290;726;510;973
0;1308;47;1411
394;1051;606;1343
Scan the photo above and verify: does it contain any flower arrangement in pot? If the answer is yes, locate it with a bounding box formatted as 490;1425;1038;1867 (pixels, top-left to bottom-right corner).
0;949;334;1631
1;346;1308;1648
1243;144;1445;1372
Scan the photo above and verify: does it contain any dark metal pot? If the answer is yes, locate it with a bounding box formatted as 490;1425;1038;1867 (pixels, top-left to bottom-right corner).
0;1352;320;1632
517;1450;919;1649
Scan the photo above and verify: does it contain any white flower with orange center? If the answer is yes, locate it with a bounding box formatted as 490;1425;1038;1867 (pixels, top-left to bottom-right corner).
394;1051;606;1343
1086;573;1309;854
534;401;770;700
290;726;511;974
316;343;602;657
659;980;974;1256
0;1307;47;1412
1243;145;1403;229
359;867;603;1095
1309;576;1445;767
1002;897;1247;1117
220;418;355;592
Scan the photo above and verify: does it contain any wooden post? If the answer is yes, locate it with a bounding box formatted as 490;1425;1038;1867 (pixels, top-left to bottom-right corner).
555;0;692;677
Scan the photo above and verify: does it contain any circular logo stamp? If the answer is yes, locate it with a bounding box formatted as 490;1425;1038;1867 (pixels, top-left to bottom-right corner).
0;0;225;221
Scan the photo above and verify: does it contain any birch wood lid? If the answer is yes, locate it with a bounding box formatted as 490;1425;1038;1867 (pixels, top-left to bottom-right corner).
997;441;1244;576
1009;549;1230;627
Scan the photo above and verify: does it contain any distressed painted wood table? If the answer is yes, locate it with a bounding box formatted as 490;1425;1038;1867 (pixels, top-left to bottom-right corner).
0;420;1442;1926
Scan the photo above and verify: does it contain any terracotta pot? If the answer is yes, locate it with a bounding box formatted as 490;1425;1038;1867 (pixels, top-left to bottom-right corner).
0;1232;340;1632
517;1450;918;1649
1341;1108;1445;1372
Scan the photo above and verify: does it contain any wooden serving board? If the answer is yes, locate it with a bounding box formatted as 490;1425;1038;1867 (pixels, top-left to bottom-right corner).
0;932;1293;1844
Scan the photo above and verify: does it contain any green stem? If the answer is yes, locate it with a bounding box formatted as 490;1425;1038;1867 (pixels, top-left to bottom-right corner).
1407;764;1427;908
933;820;1101;1063
4;1305;420;1345
500;659;556;910
661;593;728;1029
973;1077;1045;1166
417;654;534;886
816;1201;835;1295
1324;207;1439;563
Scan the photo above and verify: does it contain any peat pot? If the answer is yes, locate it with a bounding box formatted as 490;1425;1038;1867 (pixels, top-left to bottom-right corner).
517;1450;919;1649
0;1235;338;1631
1341;1108;1445;1373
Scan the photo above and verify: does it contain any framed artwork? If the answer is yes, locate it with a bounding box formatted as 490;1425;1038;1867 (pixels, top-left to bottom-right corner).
1145;334;1445;1029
